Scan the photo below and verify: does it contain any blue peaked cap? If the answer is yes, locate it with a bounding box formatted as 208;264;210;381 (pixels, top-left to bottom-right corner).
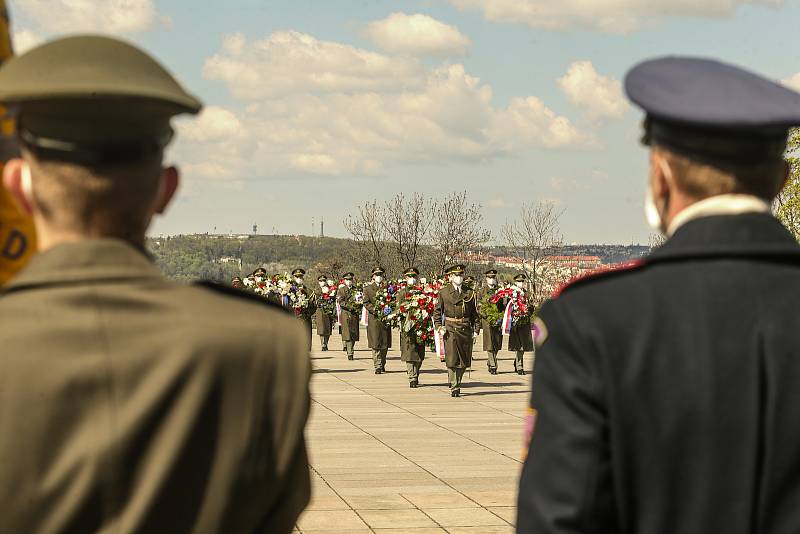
625;56;800;163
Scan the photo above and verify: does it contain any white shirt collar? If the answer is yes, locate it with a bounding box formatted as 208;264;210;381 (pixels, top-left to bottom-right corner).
667;194;771;237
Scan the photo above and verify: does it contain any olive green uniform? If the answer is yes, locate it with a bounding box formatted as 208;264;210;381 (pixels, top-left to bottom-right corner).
314;296;334;350
296;283;316;351
0;240;312;533
336;284;360;359
396;286;426;384
362;281;392;370
508;288;534;373
477;285;503;371
434;284;480;394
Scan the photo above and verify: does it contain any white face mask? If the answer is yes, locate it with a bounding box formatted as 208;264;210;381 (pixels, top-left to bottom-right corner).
452;276;463;286
294;277;304;284
344;279;352;287
374;275;383;284
515;281;525;289
406;277;416;285
644;183;664;233
327;279;334;285
255;276;263;283
487;277;497;287
319;281;326;288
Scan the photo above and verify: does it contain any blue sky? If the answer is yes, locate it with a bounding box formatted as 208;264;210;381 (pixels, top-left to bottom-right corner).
10;0;800;244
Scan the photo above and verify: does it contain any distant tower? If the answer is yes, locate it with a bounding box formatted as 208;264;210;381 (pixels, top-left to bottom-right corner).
312;217;315;237
252;223;257;235
320;217;325;238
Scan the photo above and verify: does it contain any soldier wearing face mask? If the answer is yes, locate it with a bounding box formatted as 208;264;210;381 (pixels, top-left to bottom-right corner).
396;267;425;388
507;273;534;374
292;268;315;350
434;264;480;397
314;274;333;351
336;272;360;360
362;266;393;374
477;269;503;374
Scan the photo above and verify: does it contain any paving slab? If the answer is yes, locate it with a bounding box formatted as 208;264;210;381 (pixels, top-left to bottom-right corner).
298;328;532;531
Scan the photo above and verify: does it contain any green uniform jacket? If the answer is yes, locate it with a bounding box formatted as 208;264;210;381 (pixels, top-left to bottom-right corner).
336;284;360;341
362;282;392;350
434;284;480;369
314;299;333;336
476;285;503;352
0;240;311;534
395;287;425;363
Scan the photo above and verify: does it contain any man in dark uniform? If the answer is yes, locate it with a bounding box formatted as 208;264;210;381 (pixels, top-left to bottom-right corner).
508;273;533;375
232;276;244;289
292;267;315;350
518;57;800;532
396;267;425;388
477;269;503;374
463;275;475;290
0;36;310;533
434;264;480;397
337;272;360;360
362;266;392;374
314;274;333;351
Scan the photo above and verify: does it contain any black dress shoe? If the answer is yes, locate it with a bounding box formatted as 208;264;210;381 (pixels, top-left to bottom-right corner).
322;346;328;351
517;369;524;375
375;368;383;374
347;355;354;360
489;368;497;375
451;390;460;397
409;381;417;388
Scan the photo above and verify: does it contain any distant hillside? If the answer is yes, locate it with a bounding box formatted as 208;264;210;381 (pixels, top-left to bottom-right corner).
146;234;650;283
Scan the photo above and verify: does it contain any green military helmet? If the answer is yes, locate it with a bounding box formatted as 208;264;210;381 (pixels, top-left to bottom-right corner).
0;35;202;163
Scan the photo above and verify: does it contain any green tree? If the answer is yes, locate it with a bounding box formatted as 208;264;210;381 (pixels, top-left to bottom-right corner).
776;128;800;241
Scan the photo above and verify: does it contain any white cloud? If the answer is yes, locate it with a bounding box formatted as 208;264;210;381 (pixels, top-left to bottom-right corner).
182;31;590;178
203;31;425;99
446;0;785;33
783;72;800;92
18;0;168;34
363;12;471;57
488;197;513;209
558;61;628;120
12;29;44;54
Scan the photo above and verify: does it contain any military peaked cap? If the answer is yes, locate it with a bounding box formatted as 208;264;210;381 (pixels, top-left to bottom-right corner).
484;269;498;276
343;272;355;280
292;268;306;277
514;273;527;282
371;266;385;276
625;56;800;164
446;264;466;275
404;267;420;277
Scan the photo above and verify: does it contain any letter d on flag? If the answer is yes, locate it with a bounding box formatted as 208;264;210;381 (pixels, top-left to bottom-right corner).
0;0;37;287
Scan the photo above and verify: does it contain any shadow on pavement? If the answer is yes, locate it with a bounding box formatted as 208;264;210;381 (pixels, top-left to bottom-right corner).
312;368;366;374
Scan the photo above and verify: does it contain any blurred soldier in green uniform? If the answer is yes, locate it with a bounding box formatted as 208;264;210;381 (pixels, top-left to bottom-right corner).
397;267;425;388
508;273;534;374
337;272;360;360
362;266;392;374
463;275;475;290
0;36;310;533
434;264;480;397
292;267;315;350
477;269;503;374
314;274;333;351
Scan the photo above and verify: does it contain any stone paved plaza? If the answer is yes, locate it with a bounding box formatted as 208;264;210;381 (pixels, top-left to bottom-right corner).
296;328;534;533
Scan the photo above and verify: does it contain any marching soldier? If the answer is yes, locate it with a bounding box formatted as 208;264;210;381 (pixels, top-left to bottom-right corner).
0;35;310;532
314;274;333;351
508;273;533;375
336;272;360;360
231;276;244;289
463;275;475;290
397;267;425;388
434;264;480;397
518;57;800;531
292;267;315;350
477;269;503;374
362;266;392;374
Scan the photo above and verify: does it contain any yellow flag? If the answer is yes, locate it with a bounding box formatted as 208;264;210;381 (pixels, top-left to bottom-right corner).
0;0;36;287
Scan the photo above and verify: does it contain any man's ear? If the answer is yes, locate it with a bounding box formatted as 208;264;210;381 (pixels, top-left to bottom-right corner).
778;160;791;194
2;158;34;215
154;165;179;215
